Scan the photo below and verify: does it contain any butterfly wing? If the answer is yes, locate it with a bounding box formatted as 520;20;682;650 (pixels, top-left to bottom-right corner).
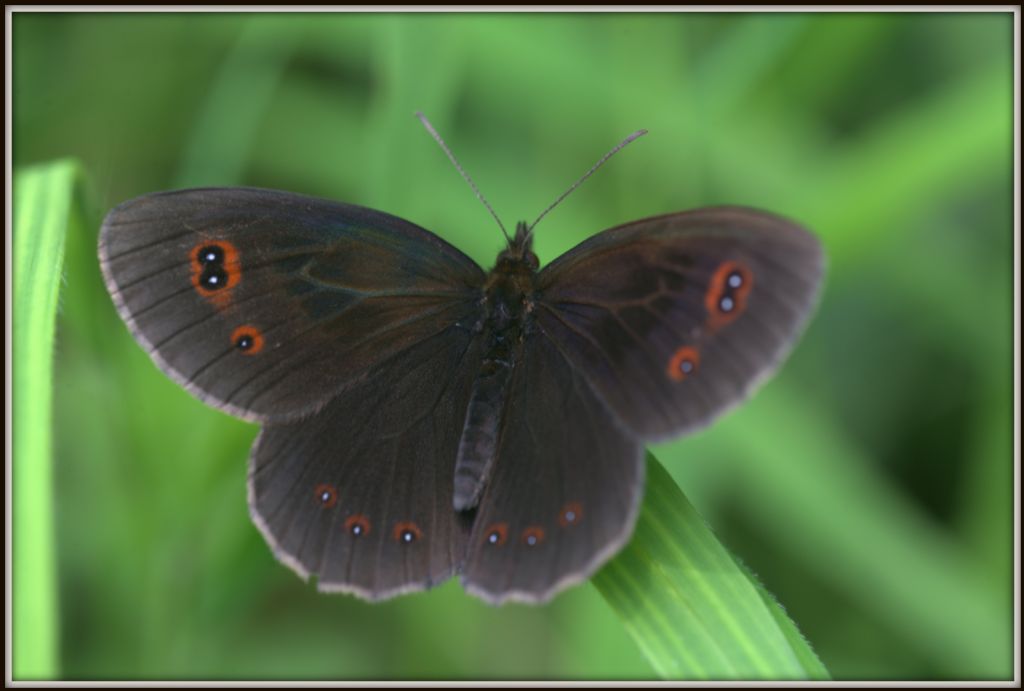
249;323;483;599
99;187;485;423
459;332;644;604
534;207;824;440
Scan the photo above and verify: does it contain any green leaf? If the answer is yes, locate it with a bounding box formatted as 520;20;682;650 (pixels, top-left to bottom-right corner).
735;558;830;679
13;158;86;680
593;454;829;680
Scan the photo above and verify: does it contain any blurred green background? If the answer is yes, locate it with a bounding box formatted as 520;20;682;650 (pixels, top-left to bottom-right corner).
12;11;1015;680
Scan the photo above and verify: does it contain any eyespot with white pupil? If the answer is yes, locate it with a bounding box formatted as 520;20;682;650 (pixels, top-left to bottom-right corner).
667;346;700;382
521;527;545;546
705;260;752;327
313;483;337;509
197;245;224;265
559;502;583;527
201;269;227;289
231;326;264;355
483;523;508;546
344;514;370;537
393;522;422;544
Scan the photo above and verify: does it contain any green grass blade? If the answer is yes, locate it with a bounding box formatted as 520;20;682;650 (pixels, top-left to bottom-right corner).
176;16;299;186
734;558;830;679
714;382;1011;676
593;454;829;680
12;158;84;679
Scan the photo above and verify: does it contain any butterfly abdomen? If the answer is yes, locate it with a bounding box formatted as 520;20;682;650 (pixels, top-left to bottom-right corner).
452;243;538;512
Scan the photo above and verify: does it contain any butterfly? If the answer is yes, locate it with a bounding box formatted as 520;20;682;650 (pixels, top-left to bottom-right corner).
98;117;824;605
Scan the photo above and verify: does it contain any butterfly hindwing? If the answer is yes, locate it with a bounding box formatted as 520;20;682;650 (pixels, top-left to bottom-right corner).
249;324;483;599
459;331;645;604
535;207;824;441
99;187;485;423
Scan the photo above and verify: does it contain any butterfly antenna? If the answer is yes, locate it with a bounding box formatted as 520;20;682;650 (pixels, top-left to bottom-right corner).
527;128;648;239
415;111;511;245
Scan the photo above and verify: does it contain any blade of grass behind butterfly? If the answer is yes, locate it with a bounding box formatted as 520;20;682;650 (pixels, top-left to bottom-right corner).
592;453;829;680
12;158;86;679
175;16;298;187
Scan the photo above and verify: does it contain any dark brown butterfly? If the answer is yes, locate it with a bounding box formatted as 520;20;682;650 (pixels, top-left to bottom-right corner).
98;119;823;604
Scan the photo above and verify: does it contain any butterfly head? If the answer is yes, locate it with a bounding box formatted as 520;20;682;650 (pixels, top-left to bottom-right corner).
495;221;540;273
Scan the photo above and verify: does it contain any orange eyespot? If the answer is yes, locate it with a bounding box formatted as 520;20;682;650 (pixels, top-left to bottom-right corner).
705;261;752;329
314;483;338;508
231;325;264;354
559;502;583;527
483;523;509;546
344;514;371;537
190;239;241;308
393;521;423;544
667;346;700;382
521;526;546;547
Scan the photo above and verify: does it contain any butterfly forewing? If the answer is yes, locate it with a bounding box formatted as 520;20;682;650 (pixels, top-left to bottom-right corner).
535;207;824;441
99;188;485;423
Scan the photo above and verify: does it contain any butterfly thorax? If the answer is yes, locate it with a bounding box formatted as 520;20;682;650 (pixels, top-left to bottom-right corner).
485;221;538;314
477;220;539;351
452;222;539;512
